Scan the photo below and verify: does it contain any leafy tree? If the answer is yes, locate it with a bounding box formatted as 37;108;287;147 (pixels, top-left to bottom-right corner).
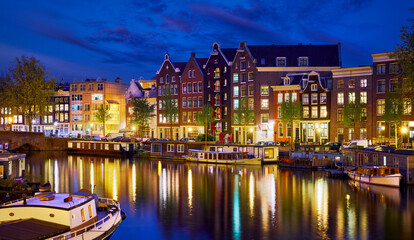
132;98;155;138
280;97;302;148
0;75;14;130
195;103;214;143
94;104;112;136
393;10;414;101
8;56;56;132
382;93;403;147
341;95;365;140
160;86;178;139
234;96;254;144
195;133;216;142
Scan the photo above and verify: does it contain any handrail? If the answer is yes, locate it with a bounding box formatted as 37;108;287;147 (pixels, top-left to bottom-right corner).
1;196;33;206
52;197;120;240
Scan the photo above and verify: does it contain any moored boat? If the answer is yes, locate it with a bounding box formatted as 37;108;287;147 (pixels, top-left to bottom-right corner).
346;166;402;187
0;190;125;239
185;149;262;165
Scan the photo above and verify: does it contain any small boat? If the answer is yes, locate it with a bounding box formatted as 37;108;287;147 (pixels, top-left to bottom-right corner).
0;189;126;239
185;149;262;165
346;166;402;187
39;181;51;192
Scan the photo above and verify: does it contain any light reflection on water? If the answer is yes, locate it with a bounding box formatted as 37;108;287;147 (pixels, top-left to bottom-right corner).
23;152;414;240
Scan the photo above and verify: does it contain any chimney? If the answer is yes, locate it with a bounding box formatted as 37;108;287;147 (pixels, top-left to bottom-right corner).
115;77;121;83
239;41;247;49
191;52;196;58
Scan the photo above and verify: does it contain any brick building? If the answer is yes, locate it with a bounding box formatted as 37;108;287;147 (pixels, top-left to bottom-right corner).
331;66;372;142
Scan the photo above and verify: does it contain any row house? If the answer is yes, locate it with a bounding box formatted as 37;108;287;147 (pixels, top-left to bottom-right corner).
331;66;372;142
125;78;157;138
203;43;236;141
69;78;128;137
156;53;186;139
232;42;341;143
180;52;207;138
372;53;414;144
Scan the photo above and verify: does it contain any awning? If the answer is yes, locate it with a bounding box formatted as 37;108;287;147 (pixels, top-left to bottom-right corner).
106;99;119;104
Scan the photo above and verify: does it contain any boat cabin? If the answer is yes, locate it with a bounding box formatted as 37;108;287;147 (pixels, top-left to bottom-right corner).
0;153;26;180
354;166;399;176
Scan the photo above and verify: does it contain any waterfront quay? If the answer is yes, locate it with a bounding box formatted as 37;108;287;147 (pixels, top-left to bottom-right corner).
1;151;412;240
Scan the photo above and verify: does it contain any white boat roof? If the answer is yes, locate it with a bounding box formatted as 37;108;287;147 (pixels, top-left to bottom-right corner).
189;149;247;154
4;193;93;210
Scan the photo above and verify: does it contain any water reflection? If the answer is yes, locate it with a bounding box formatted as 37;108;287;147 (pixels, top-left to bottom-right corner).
23;152;414;240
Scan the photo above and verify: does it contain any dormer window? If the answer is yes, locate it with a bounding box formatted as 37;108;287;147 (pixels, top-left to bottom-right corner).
261;58;265;65
302;80;308;89
240;61;246;71
284;78;290;85
188;71;192;78
311;84;317;91
277;57;286;67
172;76;176;82
192;70;195;78
298;57;308;67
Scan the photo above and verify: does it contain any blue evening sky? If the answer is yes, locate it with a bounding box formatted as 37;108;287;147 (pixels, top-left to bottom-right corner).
0;0;412;83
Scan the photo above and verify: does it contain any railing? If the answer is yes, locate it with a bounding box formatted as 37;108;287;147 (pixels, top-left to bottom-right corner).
52;198;120;240
1;196;33;206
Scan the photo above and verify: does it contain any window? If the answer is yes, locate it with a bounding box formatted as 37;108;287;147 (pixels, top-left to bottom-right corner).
193;83;197;93
241;73;246;83
233;73;239;83
278;93;283;103
71;85;77;91
261;99;269;109
261;114;269;123
303;94;309;105
311;106;318;118
261;58;265;65
348;92;355;103
233;86;239;97
292;93;297;102
337;93;344;105
359;92;367;104
277;107;282;118
348;79;355;88
84;104;90;111
248;85;254;96
92;94;103;101
80;84;85;91
188;112;192;122
311;93;318;104
248;98;254;109
166;75;171;84
361;108;367;121
360;79;367;88
262;129;268;138
234;99;239;110
214;68;220;78
337;80;344;89
81;208;86;222
284;78;290;85
172;76;176;82
240;61;246;70
174;85;178;94
287;123;292;137
360;128;367;139
284;93;290;102
214;80;220;92
320;93;327;104
349;128;354;141
167;144;174;152
224;107;227;115
403;99;412;115
224;79;227;86
188;97;193;107
377;64;385;74
97;83;103;90
182;83;186;93
377;99;385;115
182;112;187;122
193;97;197;108
241;85;246;97
177;144;184;152
188;70;192;78
390;63;399;74
188;83;192;93
298;57;308;67
303;107;309;118
320;106;327;118
198;82;202;93
214;94;220;106
377;121;385;137
276;57;286;67
390;79;398;92
183;98;187;108
377;80;385;93
278;123;283;137
72;94;83;101
198;97;202;108
337;109;343;121
160;77;163;83
261;86;269;96
311;84;317;91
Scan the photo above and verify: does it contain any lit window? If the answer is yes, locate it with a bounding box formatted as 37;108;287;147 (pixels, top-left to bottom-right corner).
303;94;309;105
360;79;367;87
233;73;239;82
337;93;344;105
320;106;327;118
337;109;343;121
311;84;317;91
377;99;385;115
311;107;318;118
233;86;239;97
278;93;283;103
234;99;239;110
311;94;318;104
360;92;367;104
390;79;398;92
261;99;269;109
261;86;269;96
261;114;269;123
377;64;385;74
337;80;344;89
348;92;355;103
320;93;327;104
404;99;412;115
303;107;309;118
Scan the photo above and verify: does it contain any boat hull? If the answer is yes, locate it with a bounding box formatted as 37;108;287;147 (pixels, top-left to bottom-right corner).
185;157;262;165
346;172;401;187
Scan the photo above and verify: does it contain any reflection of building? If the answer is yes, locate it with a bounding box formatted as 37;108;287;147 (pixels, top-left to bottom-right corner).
125;78;157;138
179;52;207;138
70;78;128;136
331;66;372;142
156;53;186;139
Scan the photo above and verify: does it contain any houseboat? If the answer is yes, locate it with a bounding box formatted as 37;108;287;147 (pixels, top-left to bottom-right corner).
185;144;279;165
346;166;402;187
0;190;125;239
0;153;26;180
68;140;138;157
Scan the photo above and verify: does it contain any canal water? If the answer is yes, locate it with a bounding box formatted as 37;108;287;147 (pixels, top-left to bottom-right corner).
22;152;414;240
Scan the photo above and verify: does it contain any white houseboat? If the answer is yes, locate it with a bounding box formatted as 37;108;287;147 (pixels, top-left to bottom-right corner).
346;166;402;187
0;190;125;239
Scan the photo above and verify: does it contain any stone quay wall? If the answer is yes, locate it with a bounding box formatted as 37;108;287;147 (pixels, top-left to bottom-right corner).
0;131;68;151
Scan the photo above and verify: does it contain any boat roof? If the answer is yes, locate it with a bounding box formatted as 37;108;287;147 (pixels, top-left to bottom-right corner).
3;193;93;210
0;218;69;240
356;166;398;169
189;149;248;154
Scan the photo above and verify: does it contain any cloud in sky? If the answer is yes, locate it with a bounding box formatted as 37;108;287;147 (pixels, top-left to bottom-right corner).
0;0;411;82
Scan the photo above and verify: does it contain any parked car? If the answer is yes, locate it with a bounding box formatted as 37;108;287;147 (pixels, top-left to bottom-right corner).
342;139;371;149
111;136;124;142
179;138;195;142
264;141;280;146
120;137;131;142
93;135;107;141
325;142;341;151
159;138;170;141
255;141;265;145
106;133;124;141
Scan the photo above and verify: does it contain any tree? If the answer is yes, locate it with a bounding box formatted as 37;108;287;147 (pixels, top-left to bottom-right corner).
8;56;56;132
234;96;255;144
95;104;112;136
393;10;414;101
341;95;365;140
132;98;155;139
382;93;403;147
195;103;214;144
280;97;302;149
0;75;14;130
160;86;178;139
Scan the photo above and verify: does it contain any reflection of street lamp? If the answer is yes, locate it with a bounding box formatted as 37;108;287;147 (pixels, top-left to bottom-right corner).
317;128;322;145
381;126;385;144
402;127;408;148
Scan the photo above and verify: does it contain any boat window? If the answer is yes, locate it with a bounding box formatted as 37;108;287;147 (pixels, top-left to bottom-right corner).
218;147;223;152
385;169;389;175
213;154;216;159
105;144;109;150
114;144;120;151
209;147;215;151
229;154;232;159
88;204;93;218
223;154;227;159
373;169;377;175
81;208;86;222
233;148;237;152
391;169;395;174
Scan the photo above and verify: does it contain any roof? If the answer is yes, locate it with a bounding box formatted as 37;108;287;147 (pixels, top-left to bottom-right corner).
247;44;341;67
196;58;208;68
221;48;237;62
0;218;70;240
277;73;308;86
173;62;187;72
148;91;157;98
4;193;93;210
